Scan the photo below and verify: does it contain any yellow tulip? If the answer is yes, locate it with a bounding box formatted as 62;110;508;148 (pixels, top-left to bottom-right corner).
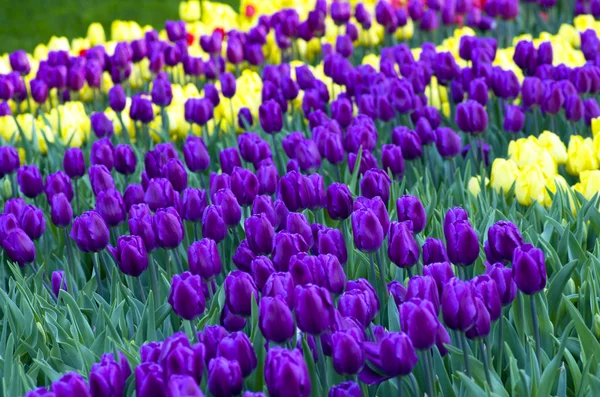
576;170;600;200
87;22;106;46
71;38;91;56
574;15;596;33
490;158;519;194
468;176;489;197
515;165;553;207
362;53;380;69
180;0;201;22
566;136;598;176
538;130;567;165
18;148;26;165
395;19;414;41
48;36;70;51
558;24;581;47
33;44;48;62
508;137;543;169
592;117;600;137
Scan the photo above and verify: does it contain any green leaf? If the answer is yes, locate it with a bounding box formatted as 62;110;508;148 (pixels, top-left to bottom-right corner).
563;296;600;371
387;295;400;332
302;336;321;397
348;146;363;194
537;321;573;397
547;260;578;322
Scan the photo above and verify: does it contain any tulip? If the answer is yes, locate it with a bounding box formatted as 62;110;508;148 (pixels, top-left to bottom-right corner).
213;188;242;227
90;138;115;170
232;239;255;272
108;85;127;112
351;209;384;253
4;197;25;218
114;144;137;175
456;100;488;134
221;303;247;332
277;171;314;212
396;195;426;233
388;221;420;269
265;348;311;397
326;183;353;220
377;332;418;377
18;204;44;241
45;171;74;203
153;207;184;249
381;144;405;178
187;238;221;281
169;272;205;320
238;133;272;166
503;105;525;133
108;235;148;277
331;330;365;375
216;332;257;378
399;298;439;350
245;214;275;255
50;271;66;297
231;167;259;207
96;188;126;227
70;211;110;253
225;271;258;317
51;193;73;228
17;165;43;198
465;296;491;340
316;227;348;265
51;373;91;397
565;95;584;122
144;178;176;212
238;107;253;129
165;159;188;193
329;381;361;397
181;188;208;223
472;275;502;322
208;358;243;397
294;284;334;335
360;169;391;203
442;278;477;331
392;127;423;160
423;261;454;297
9;50;30;75
136;363;165;397
259;296;295;343
445;220;480;266
89;165;115;197
219;148;242;176
166;375;203;397
259;100;283;134
512;244;546;295
3;229;36;266
338;289;378;328
90;113;114;138
257;164;278;195
435;127;462;158
130;94;155;123
220;73;236;98
486;263;517;306
128;204;157;252
485;221;523;263
30;79;48;103
62;148;86;180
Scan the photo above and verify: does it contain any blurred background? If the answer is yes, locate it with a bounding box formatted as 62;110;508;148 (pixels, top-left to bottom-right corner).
0;0;240;52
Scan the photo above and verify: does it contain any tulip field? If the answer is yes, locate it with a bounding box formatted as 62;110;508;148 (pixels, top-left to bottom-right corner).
4;0;600;396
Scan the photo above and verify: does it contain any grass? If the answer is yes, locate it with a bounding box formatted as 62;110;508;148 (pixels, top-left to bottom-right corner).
0;0;239;53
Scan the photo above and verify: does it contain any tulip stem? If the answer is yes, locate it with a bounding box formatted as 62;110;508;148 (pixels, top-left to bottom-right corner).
173;249;185;273
397;376;404;397
315;336;328;390
73;179;80;216
481;340;494;392
422;350;435;397
63;228;76;296
194;223;200;242
137;277;147;303
495;314;504;374
375;250;387;302
148;252;160;307
92;253;103;297
190;319;201;344
271;134;283;174
530;295;542;371
461;332;472;378
368;254;379;313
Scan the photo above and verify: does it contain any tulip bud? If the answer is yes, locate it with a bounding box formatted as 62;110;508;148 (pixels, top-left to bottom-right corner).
181;188;208;222
89;165;115;197
20;204;46;240
512;244;546;295
183;136;210;172
108;235;148;277
265;348;311;397
245;214;275;255
96;188;126;227
294;284;334;335
219;148;242;176
17;165;43;198
188;238;222;280
396;195;426;233
378;332;418;376
225;271;258;317
208;357;243;397
442;278;477;331
70;211;110;253
399;298;440;350
169;272;206;320
331;330;365;375
153;207;184;249
388;221;420;269
445;220;480;266
213;188;242;227
51;270;67;296
486;262;517;306
128;204;157;252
